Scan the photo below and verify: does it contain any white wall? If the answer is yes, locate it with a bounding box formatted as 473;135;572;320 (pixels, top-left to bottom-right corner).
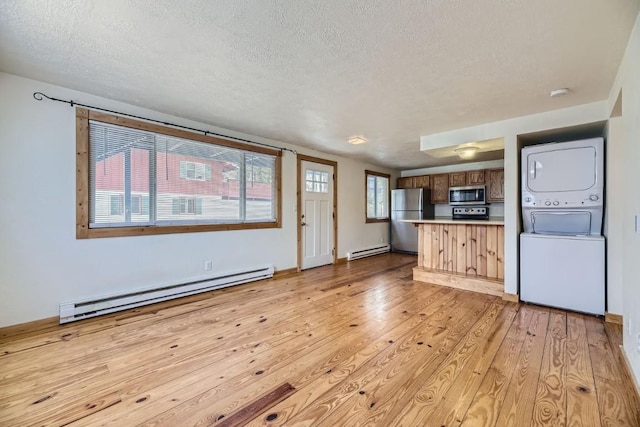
607;11;640;388
604;117;624;315
0;73;392;327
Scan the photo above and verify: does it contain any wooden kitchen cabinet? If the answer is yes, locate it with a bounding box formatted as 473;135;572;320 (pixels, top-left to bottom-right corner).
466;170;485;185
413;175;430;188
430;174;449;204
487;168;504;202
397;177;415;189
450;170;485;187
449;172;466;187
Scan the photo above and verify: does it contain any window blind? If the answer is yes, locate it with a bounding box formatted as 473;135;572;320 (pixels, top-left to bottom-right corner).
88;121;276;228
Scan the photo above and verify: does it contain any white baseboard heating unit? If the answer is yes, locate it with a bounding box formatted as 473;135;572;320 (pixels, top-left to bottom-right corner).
59;265;274;324
346;244;390;261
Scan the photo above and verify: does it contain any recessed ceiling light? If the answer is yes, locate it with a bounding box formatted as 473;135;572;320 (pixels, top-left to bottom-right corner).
550;88;570;97
348;136;367;145
455;146;479;160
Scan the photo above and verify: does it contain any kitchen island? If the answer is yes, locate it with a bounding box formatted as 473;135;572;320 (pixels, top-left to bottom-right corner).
402;218;510;299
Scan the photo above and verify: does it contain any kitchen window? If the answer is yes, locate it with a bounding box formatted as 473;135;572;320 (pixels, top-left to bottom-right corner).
365;170;390;223
76;109;281;238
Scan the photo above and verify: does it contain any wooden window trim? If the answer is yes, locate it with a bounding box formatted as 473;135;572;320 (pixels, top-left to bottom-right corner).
76;108;282;239
365;170;391;223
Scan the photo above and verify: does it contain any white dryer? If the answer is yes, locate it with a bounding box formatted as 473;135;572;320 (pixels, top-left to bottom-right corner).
521;137;604;235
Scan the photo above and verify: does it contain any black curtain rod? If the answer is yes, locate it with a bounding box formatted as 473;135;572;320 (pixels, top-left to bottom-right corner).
32;91;297;155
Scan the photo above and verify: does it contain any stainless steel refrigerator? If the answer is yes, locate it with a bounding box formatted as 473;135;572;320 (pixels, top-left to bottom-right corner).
391;188;435;254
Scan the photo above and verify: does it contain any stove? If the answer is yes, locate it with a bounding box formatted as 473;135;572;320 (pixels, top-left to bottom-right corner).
452;206;489;220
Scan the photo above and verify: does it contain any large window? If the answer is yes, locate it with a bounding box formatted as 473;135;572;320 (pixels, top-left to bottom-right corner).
366;170;390;223
76;109;281;238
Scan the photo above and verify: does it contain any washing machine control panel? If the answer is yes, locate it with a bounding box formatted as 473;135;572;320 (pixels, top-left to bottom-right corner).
522;191;603;208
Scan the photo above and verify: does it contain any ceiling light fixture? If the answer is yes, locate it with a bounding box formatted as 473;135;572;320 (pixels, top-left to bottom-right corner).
550;88;570;97
455;146;479;160
347;136;367;145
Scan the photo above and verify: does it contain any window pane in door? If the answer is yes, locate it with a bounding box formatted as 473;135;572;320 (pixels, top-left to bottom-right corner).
305;169;329;193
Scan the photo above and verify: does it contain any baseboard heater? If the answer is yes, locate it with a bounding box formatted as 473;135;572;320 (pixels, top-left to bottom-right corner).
347;244;390;261
59;265;274;324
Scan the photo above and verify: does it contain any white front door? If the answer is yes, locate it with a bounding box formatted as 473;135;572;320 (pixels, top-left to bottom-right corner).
301;160;334;270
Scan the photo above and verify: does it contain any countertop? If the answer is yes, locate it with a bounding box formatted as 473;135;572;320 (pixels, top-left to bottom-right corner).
400;216;505;225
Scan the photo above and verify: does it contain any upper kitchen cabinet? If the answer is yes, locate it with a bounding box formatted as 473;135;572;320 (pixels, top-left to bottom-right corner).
413;175;430;188
431;174;449;204
397;177;415;189
449;172;466;187
451;170;485;187
487;168;504;202
466;170;485;185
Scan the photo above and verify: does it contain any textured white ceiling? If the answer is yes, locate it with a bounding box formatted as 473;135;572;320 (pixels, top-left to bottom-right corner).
1;0;638;169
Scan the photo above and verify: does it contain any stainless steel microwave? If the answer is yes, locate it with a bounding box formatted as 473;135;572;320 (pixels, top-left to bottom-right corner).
449;185;486;205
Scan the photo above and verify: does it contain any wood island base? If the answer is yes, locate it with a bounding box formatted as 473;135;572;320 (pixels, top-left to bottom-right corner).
413;266;504;297
406;220;507;299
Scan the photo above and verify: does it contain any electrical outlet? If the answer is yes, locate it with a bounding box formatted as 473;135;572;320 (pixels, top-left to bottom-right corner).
205;260;213;271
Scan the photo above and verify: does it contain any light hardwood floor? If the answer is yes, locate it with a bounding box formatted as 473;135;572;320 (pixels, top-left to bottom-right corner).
0;253;638;426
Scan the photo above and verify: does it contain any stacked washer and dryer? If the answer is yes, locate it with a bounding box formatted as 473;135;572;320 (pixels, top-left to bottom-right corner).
520;137;605;316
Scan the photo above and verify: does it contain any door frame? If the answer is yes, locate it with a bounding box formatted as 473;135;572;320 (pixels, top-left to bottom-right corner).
297;154;338;271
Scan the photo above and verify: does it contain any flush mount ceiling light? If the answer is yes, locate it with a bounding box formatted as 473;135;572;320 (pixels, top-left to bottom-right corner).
455;146;479;160
347;136;367;145
550;87;570;97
